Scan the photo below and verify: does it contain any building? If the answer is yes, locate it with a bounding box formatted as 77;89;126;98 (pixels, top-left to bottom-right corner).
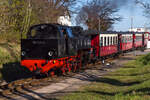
57;10;72;26
57;15;72;26
129;27;150;32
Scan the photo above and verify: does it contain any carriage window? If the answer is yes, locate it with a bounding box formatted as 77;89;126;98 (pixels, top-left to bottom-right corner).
115;37;116;44
111;37;112;45
129;36;131;41
122;36;124;43
113;37;115;44
124;37;126;43
124;36;125;41
104;37;106;46
109;37;111;45
116;37;118;44
107;37;109;46
100;37;103;46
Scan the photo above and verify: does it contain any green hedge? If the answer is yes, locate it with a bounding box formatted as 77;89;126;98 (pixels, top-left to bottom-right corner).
138;53;150;65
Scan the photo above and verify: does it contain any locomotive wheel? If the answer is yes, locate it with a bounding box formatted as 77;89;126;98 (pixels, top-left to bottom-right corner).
70;62;75;73
75;57;81;72
72;62;78;73
55;68;63;76
61;66;66;75
66;60;71;73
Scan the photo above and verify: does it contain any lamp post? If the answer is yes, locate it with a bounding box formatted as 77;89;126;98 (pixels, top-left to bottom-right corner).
131;16;133;32
99;18;101;60
131;16;136;56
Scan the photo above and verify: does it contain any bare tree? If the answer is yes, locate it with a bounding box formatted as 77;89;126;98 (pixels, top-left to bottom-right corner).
135;0;150;18
0;0;28;34
76;0;121;31
31;0;78;24
0;1;9;33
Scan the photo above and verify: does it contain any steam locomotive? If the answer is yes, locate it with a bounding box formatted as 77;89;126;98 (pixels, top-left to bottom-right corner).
21;23;149;76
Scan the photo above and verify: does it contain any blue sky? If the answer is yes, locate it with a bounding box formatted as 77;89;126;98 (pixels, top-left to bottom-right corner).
113;0;148;31
73;0;149;31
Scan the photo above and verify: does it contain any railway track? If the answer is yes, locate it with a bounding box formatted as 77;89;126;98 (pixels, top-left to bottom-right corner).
0;57;115;97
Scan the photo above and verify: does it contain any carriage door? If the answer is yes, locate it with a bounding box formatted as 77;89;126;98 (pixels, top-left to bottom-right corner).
133;34;136;48
91;34;100;57
118;34;122;52
142;33;144;47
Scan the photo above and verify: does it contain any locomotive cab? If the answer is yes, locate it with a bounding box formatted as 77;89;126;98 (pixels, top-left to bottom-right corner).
21;24;79;60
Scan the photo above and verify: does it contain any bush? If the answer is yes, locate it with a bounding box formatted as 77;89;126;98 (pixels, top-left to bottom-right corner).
138;53;150;65
0;43;20;67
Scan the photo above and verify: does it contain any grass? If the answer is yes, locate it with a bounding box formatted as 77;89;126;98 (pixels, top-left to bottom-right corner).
0;44;20;80
0;43;20;66
0;33;21;79
61;53;150;100
0;47;12;66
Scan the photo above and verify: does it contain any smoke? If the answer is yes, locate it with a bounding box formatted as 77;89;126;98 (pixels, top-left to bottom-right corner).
110;0;137;14
111;0;130;8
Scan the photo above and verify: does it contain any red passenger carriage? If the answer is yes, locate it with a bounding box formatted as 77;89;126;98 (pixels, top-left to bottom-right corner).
91;31;118;58
120;33;133;51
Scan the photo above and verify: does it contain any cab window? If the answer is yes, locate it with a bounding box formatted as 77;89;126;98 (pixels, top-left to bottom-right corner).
100;37;103;46
60;28;74;38
67;28;74;38
27;24;59;39
61;29;68;38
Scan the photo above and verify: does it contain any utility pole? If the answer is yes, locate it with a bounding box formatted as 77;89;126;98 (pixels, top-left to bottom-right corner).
131;16;136;56
99;18;101;60
144;23;147;32
131;16;133;31
99;18;100;31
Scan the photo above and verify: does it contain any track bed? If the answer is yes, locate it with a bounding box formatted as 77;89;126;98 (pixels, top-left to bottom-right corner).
0;49;150;100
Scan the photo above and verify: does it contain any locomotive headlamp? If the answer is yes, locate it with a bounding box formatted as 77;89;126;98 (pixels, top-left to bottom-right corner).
21;51;26;56
53;60;56;64
48;51;54;56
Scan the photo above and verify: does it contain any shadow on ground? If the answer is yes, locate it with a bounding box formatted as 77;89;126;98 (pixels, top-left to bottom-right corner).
0;62;32;82
69;70;144;87
0;86;59;100
37;87;150;98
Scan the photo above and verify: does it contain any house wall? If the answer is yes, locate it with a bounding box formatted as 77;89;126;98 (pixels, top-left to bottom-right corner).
57;16;72;26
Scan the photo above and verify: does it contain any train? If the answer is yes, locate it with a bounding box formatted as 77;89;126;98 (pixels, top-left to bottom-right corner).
21;23;150;76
